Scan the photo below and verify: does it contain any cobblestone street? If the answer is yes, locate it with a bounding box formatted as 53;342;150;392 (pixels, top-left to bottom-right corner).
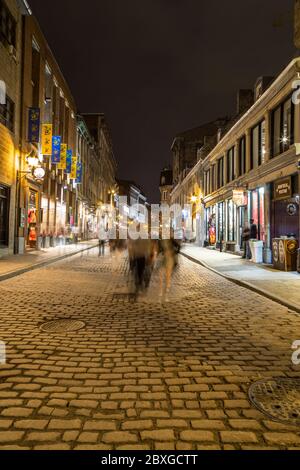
0;248;300;450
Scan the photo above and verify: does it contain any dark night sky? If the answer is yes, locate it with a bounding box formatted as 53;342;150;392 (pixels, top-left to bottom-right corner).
28;0;296;202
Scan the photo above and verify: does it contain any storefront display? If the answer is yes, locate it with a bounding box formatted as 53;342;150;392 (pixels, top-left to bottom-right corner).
27;190;38;248
249;187;265;241
208;213;216;245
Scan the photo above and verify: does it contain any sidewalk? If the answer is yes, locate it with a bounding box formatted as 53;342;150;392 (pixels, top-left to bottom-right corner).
181;244;300;312
0;240;98;281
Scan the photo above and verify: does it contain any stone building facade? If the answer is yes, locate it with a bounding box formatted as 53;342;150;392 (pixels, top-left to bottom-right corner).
16;14;78;252
0;0;30;256
170;58;300;263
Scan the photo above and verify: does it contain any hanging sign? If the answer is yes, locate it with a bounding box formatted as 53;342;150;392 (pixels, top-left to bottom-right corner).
58;143;67;170
28;108;40;143
232;188;247;207
76;162;83;183
70;156;77;179
41;124;53;155
274;177;292;201
51;136;62;164
65;150;72;174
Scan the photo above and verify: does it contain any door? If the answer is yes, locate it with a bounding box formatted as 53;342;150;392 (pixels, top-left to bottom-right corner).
0;185;9;247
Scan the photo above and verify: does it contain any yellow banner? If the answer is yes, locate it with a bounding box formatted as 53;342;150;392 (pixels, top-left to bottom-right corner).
70;156;77;179
58;143;67;170
41;124;53;155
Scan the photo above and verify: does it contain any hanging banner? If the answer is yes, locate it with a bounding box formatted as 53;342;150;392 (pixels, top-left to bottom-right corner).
58;143;67;170
28;108;40;143
51;136;61;164
76;162;83;183
70;156;77;179
41;124;53;155
65;150;72;174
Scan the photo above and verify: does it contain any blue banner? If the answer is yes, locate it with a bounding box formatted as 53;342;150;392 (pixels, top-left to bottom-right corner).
51;136;61;164
65;150;72;174
76;162;83;183
28;108;40;143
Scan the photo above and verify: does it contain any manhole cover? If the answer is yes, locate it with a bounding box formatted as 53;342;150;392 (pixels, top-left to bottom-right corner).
248;378;300;426
40;319;86;333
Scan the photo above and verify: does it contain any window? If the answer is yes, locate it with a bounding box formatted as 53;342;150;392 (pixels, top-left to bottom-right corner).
227;199;235;242
0;0;16;47
271;97;294;157
250;120;265;169
44;64;53;123
31;39;41;108
0;94;14;132
204;169;210;196
217;157;224;189
227;146;235;183
211;164;216;193
238;136;246;176
249;188;265;241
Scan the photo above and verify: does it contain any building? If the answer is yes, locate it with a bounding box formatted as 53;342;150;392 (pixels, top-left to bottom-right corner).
159;167;173;205
81;113;117;205
76;114;118;240
1;3;118;257
171;118;230;188
17;13;77;252
170;58;300;264
0;0;30;257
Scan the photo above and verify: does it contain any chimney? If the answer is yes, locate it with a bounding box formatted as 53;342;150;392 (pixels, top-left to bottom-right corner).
236;89;254;115
254;76;274;102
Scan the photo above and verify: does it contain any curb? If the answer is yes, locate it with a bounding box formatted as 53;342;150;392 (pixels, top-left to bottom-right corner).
0;243;98;283
181;251;300;315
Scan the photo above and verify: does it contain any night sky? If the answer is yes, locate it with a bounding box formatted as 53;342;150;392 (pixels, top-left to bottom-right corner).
28;0;296;202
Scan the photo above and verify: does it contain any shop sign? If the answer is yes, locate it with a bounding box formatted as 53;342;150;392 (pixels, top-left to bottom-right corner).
58;144;67;170
51;136;62;164
41;124;53;155
232;189;247;207
28;108;40;143
274;177;292;201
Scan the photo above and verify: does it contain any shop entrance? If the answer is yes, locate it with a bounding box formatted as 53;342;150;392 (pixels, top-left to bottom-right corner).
271;175;299;241
272;200;299;240
0;184;9;247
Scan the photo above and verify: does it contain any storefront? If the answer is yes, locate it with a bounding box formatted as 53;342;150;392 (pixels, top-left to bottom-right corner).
271;175;299;241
